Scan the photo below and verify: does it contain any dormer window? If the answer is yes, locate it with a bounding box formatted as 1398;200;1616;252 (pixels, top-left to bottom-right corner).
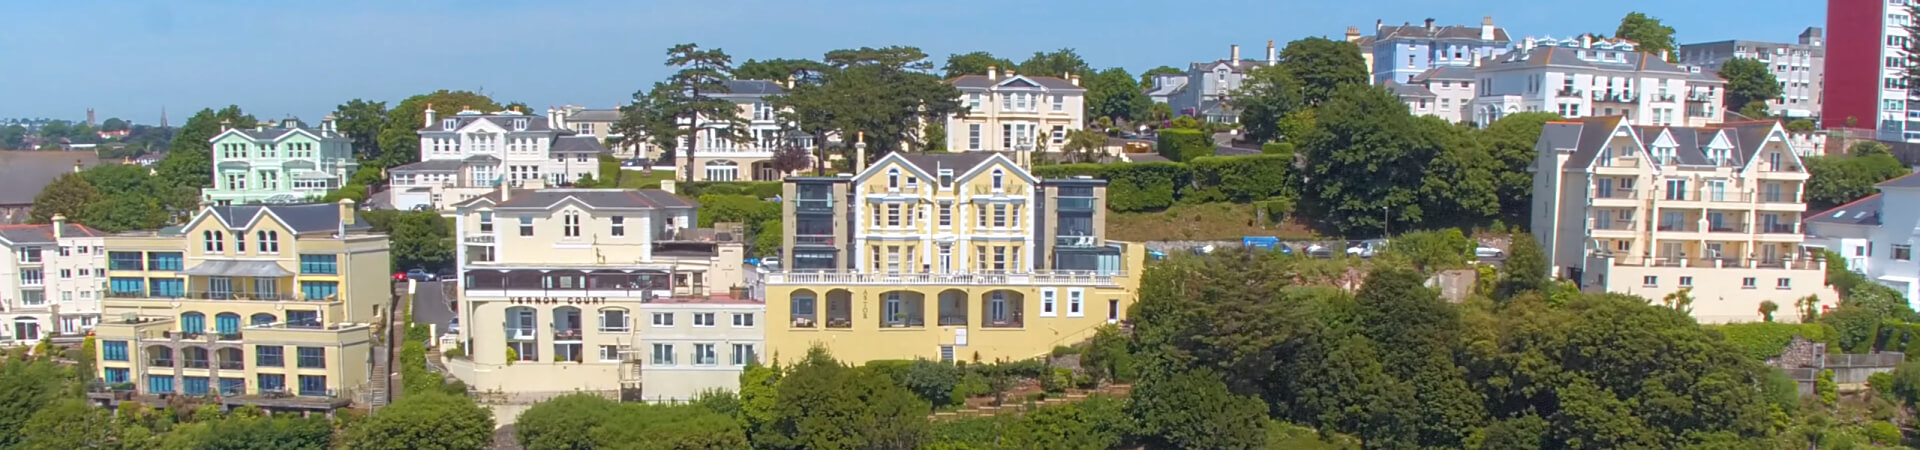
512;118;528;131
441;118;457;131
938;169;954;187
887;168;900;190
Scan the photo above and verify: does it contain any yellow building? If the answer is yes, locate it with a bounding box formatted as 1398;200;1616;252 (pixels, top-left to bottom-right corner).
766;152;1144;364
89;201;390;413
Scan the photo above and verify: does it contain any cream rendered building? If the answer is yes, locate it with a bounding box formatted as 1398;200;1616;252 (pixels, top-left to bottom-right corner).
766;153;1143;364
0;217;107;344
89;202;389;412
389;108;611;211
445;184;751;402
1532;116;1834;323
945;68;1087;166
674;80;814;182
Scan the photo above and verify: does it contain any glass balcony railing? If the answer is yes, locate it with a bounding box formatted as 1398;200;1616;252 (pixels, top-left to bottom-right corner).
796;199;833;212
1056;197;1096;211
795;235;835;246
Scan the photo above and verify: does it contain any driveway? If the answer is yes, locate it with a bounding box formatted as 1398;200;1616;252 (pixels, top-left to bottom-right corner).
408;280;457;337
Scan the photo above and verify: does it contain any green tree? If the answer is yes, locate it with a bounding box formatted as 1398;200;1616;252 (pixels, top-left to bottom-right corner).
363;211;453;272
757;347;929;450
1717;59;1782;115
0;358;73;447
345;392;493;450
619;43;748;183
516;393;618;450
1278;38;1369;104
1386;228;1475;272
161;414;334;450
1002;396;1131;450
333;99;389;161
1139;65;1184;88
1416;116;1501;227
1500;233;1551;297
587;403;751;449
734;58;833;82
941;51;1014;78
376;91;501;168
2;124;26;149
28;172;101;224
158;106;256;191
1085;67;1150;122
1290;84;1439;235
1061;128;1109;163
737;363;782;438
1232;65;1304;144
1804;153;1910;211
1016;48;1092;79
101;117;130;132
1615;12;1678;62
1787;119;1816;133
1479;112;1563;223
1128;368;1268;450
18;399;117;450
1850;140;1892;157
774;46;964;161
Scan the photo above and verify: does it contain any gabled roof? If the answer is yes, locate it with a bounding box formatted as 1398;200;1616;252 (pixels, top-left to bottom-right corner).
550;136;611;154
1410;66;1475;82
193;203;371;234
947;74;1084;91
388;159;465;173
417;112;557;133
1385;81;1436;98
1144;76;1188;97
1554;117;1795;170
1374;22;1511;44
566;109;621;122
1187;59;1268;74
212;126;340;143
453;189;694;210
0;223;102;245
897;152;1000;176
1805;193;1882;227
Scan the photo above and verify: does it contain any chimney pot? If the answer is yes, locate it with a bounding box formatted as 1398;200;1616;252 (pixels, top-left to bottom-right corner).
987;65;998;80
1230;44;1241;66
1267;40;1278;66
1376;19;1383;31
1070;75;1080;86
51;214;64;239
1424;18;1435;31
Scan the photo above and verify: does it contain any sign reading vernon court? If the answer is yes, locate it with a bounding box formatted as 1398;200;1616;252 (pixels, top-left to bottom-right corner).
508;297;610;305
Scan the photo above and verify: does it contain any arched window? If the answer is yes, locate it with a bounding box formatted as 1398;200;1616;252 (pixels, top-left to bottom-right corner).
704;160;740;182
214;313;241;334
887;168;900;189
180;312;206;334
256;230;280;253
250;313;276;327
991;170;1004;190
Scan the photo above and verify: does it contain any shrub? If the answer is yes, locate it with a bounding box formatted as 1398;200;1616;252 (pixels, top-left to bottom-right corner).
1711;321;1838;360
1050;345;1078;357
1866;421;1901;445
1156;128;1214;162
1043;368;1073;393
1104;162;1189;212
901;360;962;407
695;194;779;227
1186;154;1291;203
682;181;783;198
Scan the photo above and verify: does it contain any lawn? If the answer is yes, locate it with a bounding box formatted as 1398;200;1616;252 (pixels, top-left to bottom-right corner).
1106;202;1317;242
616;168;678;190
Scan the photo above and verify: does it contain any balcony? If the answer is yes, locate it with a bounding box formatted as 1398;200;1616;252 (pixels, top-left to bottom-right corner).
794;235;836;246
981;316;1024;329
1056;197;1096;211
1652;93;1677;102
148;358;174;367
464;235;497;245
765;270;1122;287
463;269;671;299
1556;88;1584;98
938;314;968;326
795;199;834;212
1687;92;1714;103
1762;223;1800;234
107;290;309;302
1656;223;1698;232
1592;91;1636;104
505;327;536;341
1055;235;1099;248
552;328;583;341
218;360;244;370
1591;220;1635;232
1706;222;1748;233
1592;189;1638;200
1704;193;1753;204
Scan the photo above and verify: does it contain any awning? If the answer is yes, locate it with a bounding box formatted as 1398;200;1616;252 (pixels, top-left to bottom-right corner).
183;260;295;278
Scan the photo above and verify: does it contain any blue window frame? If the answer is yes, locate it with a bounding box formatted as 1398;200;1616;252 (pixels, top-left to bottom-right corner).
214;313;240;334
103;340;128;361
258;374;285;393
218;377;245;396
287;310;320;327
183;376;209;396
108;252;144;270
298;375;327;397
109;278;145;296
180;312;205;334
297;347;325;368
147;375;175;394
250;313;276;326
301;281;338;301
149;278;185;297
147;252;184;271
256;345;284;367
299;254;338;274
104;368;129;384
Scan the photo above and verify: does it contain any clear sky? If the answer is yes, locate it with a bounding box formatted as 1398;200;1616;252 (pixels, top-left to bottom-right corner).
0;0;1824;125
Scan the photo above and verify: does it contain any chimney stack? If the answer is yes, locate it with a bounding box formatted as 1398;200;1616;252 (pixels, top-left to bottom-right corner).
987;65;998;80
51;214;65;239
1230;44;1241;66
1267;40;1277;66
219;118;231;131
1581;34;1592;49
658;179;675;196
786;74;796;89
1376;19;1383;31
1346;26;1361;42
336;199;356;236
855;131;868;173
1659;49;1670;62
1070;74;1080;86
1481;16;1495;40
1424;18;1435;32
424;103;437;125
72;159;82;173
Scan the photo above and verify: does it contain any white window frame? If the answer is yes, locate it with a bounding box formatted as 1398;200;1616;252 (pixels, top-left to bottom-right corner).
732;313;755;327
650;343;674;366
651;312;674;326
692;312;716;327
1040;288;1057;317
731;343;755;366
599;344;625;362
1067;288;1084;317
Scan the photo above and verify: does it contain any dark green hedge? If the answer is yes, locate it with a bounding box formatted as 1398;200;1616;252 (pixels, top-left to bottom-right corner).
1156;128;1214;162
1185;155;1291;204
1034;155;1296;213
1711;322;1839;361
682;181;783;199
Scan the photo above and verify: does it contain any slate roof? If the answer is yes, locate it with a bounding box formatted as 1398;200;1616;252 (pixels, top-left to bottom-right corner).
455;189;695;210
1374;22;1511;44
948;74;1085;91
1187;59;1269;74
717;80;786;96
550;136;611;154
204;203;372;234
1689;68;1728;83
388;159;465;173
0;150;101;205
566;109;621;122
1805;193;1883;227
0;223;103;244
417;112;557;133
1879;171;1920;189
1410;66;1475;82
1551;116;1788;170
897;152;1000;175
1145;76;1188;97
1483;46;1691;74
1386;81;1437;98
222;126;342;141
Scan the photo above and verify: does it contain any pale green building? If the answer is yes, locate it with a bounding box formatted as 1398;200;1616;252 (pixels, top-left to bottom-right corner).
202;117;357;205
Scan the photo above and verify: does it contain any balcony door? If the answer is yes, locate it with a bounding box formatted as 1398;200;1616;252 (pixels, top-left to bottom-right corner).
1707;180;1727;202
208;277;233;300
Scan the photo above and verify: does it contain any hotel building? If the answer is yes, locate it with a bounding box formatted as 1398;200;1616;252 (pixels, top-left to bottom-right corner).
444;183;753;402
89;202;389;412
1531;117;1834;323
764;153;1144;364
0;217;106;344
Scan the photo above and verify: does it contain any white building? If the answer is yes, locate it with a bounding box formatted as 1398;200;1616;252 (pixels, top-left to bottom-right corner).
387;108;610;211
945;68;1087;167
634;296;764;403
1471;36;1727;128
1804;172;1920;302
0;216;106;344
676;80;814;182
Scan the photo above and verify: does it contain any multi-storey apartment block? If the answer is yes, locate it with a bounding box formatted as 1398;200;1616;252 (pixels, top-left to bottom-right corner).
676;80;814;182
0;217;105;344
445;184;751;401
765;153;1145;364
945;69;1087;166
1471;37;1727;128
1822;0;1913;140
1362;16;1511;84
1679;27;1827;119
388;108;610;210
1387;66;1478;123
203;119;357;205
1531;117;1834;323
1804;172;1920;300
88;201;389;412
1161;43;1275;123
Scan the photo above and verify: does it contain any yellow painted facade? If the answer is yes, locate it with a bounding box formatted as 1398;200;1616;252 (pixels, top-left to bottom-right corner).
90;202;389;410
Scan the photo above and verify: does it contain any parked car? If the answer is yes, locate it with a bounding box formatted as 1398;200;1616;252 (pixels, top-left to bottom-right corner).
391;271;407;281
1475;245;1506;259
1147;249;1168;260
405;269;435;281
447;318;460;334
1304;244;1334;258
1346;239;1387;258
760;257;781;271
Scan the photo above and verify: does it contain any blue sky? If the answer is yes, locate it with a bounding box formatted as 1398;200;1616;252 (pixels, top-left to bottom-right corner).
0;0;1823;125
